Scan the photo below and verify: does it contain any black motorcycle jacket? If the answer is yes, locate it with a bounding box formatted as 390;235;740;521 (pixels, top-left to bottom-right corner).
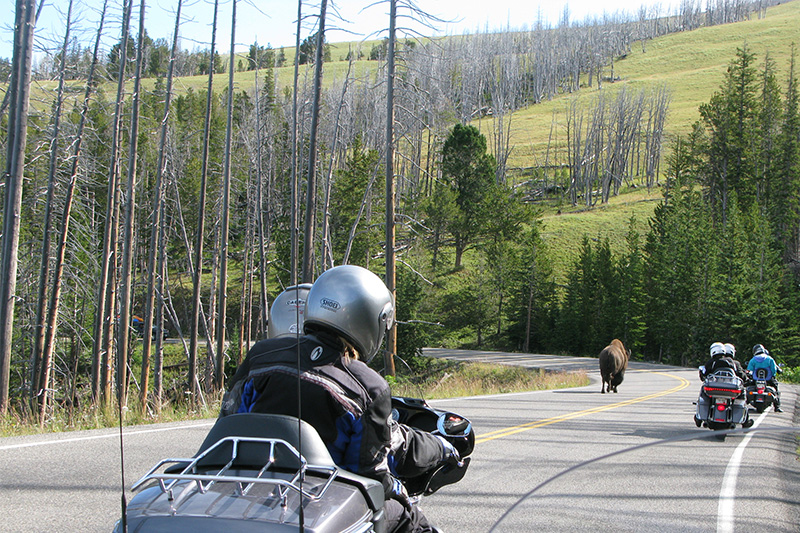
220;332;443;498
701;355;745;381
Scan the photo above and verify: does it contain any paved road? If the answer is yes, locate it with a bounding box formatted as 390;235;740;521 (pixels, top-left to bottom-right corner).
421;349;799;532
0;350;797;532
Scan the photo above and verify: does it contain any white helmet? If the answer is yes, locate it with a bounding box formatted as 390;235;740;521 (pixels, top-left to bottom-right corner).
267;284;312;338
303;265;394;363
709;342;725;357
724;343;736;357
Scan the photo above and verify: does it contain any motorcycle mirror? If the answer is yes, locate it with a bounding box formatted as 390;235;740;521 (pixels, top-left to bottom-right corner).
437;413;471;437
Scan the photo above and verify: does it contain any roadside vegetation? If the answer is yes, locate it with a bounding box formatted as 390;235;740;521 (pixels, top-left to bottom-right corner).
0;361;586;437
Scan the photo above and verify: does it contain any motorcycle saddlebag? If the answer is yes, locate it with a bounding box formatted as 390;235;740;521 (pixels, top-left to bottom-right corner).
731;399;747;425
696;395;711;420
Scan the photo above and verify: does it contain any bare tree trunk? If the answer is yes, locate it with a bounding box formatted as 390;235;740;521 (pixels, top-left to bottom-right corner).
301;0;327;283
252;45;269;335
41;0;107;414
152;198;167;411
92;0;131;406
290;0;303;286
384;0;397;376
33;0;74;418
0;0;35;415
321;55;354;269
139;0;182;411
214;0;237;391
189;0;219;403
117;0;147;408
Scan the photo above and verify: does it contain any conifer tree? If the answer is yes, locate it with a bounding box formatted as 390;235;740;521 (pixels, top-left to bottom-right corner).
774;46;800;265
617;218;647;355
644;184;711;365
440;123;498;267
699;45;759;226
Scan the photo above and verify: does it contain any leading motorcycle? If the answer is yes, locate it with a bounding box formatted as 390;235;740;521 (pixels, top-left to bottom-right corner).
694;368;752;439
113;397;474;532
745;368;778;413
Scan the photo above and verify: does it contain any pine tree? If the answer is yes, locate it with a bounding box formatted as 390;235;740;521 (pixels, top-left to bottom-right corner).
617;218;647;355
440;123;498;267
699;44;759;226
774;46;800;265
644;184;712;365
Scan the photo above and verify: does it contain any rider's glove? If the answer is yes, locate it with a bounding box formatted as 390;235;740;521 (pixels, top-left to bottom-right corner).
388;476;411;510
436;435;460;463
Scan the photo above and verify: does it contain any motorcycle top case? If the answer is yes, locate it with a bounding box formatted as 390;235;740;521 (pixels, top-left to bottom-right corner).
702;372;743;399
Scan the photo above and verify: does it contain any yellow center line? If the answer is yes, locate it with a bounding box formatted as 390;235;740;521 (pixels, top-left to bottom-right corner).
476;371;691;444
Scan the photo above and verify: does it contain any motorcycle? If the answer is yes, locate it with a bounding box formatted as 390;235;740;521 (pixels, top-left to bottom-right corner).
113;397;474;532
694;368;752;438
745;368;778;413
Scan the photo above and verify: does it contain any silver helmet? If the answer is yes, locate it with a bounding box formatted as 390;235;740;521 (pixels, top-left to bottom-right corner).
724;343;736;357
303;265;394;362
267;284;312;338
709;342;725;357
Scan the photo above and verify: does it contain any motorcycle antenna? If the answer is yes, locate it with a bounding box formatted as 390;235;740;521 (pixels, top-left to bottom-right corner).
117;379;128;533
294;281;305;531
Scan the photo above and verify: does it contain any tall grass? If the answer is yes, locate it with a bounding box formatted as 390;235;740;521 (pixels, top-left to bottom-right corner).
390;361;589;399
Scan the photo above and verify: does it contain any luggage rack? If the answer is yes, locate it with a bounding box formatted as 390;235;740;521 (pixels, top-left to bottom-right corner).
131;436;339;504
703;369;743;398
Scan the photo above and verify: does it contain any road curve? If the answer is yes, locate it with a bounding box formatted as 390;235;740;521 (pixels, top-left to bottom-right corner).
421;348;799;532
0;350;797;532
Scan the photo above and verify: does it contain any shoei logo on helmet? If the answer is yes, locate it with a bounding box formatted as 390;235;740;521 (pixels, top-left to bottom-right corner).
310;346;324;361
287;298;305;307
320;298;340;311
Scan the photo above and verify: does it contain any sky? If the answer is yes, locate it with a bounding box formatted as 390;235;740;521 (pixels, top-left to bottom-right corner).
0;0;679;60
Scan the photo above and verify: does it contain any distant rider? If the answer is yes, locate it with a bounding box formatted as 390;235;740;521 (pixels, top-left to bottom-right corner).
723;342;748;380
747;344;783;413
699;342;745;381
696;342;753;428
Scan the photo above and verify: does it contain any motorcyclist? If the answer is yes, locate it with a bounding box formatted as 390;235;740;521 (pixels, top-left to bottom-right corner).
747;344;783;412
265;283;312;339
696;342;752;428
699;342;745;380
221;265;456;533
723;342;748;380
265;282;461;479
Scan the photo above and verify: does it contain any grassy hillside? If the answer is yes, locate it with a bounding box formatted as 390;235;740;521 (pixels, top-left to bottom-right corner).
490;0;800;169
539;188;662;284
492;1;800;280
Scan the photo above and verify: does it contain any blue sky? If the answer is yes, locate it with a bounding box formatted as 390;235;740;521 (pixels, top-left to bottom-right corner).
1;0;678;60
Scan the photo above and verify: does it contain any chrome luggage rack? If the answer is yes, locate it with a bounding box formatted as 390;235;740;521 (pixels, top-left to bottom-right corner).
703;369;743;398
131;436;339;504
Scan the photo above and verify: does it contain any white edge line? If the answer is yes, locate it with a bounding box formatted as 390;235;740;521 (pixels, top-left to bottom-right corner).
717;409;769;533
0;421;215;451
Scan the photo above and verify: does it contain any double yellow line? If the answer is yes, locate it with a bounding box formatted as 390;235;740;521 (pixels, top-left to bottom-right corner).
476;371;691;444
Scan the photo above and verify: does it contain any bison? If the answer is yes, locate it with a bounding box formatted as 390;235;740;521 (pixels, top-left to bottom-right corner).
599;339;630;393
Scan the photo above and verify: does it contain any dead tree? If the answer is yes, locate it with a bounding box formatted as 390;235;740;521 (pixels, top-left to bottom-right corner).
0;0;36;415
189;0;219;402
91;0;132;406
301;0;328;283
117;0;147;408
214;0;237;392
35;0;76;422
